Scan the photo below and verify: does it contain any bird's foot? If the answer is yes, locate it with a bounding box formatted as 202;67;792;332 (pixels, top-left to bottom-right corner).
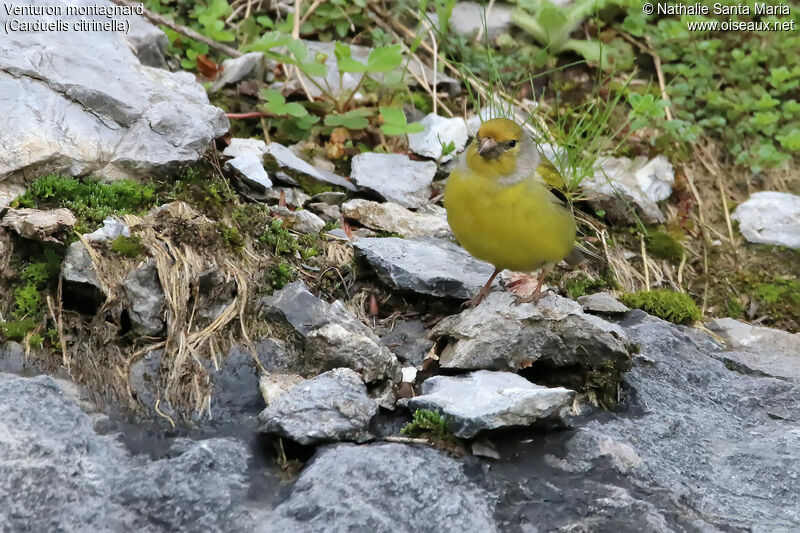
462;287;492;309
513;288;554;306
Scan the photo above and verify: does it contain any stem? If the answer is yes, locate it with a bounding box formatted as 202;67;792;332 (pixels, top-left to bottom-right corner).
340;73;367;112
226;111;274;119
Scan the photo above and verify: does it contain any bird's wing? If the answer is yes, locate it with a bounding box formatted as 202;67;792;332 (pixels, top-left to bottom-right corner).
535;158;570;206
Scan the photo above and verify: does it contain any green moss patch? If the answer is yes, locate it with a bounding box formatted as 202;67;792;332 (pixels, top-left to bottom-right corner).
401;409;460;447
620;289;702;325
646;228;685;261
110;235;146;258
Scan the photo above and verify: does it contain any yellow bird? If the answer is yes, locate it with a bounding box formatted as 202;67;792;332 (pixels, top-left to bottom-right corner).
445;118;579;307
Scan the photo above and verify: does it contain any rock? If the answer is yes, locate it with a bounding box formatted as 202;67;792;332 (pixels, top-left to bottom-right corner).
0;0;228;181
349;153;437;208
407;113;470;162
308;191;347;206
0;372;267;531
1;208;76;243
730;191;800;249
270;206;325;234
259;282;401;389
263;187;311;208
431;292;631;393
210;52;267;92
259;372;306;406
123;259;165;336
264;142;357;192
407;371;575;438
128;349;174;417
207;344;271;420
84;217;130;242
125;12;168;68
0;342;25;374
226;153;273;198
307;202;341;223
353;237;496;299
194;266;237;323
342;199;451;238
471;439;501;460
706;317;800;383
450;1;514;39
0;183;26;210
577;292;630;314
379;319;433;366
258;368;377;445
582;156;675;224
222;137;268;159
269;443;497;532
61;241;106;313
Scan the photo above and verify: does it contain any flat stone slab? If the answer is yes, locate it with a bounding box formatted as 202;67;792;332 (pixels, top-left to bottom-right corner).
353;237;496;299
264;142;357;192
578;292;630;314
258;368;377;445
342;199;451;238
407;370;576;439
349;153;437;209
731;191;800;249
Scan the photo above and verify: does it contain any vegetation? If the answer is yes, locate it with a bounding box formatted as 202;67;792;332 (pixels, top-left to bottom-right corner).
620;289;702;324
401;409;460;446
110;235;146;258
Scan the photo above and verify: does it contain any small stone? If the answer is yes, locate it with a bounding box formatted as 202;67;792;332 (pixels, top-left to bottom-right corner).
270;206;325;234
258;368;377;445
407;113;470;162
342;199;451;238
577;293;630;314
84;217;130;242
471;438;501;460
259;373;306;406
264;142;357;191
61;241;105;314
226;153;273;196
0;184;26;210
353;237;496;299
308;191;347;206
730;191;800;249
450;1;514;40
263;187;311;208
350;153;437;209
210;52;267;92
123;259;165;336
222;138;268;159
379;319;433;366
1;208;76;243
307;202;341;223
125;13;168;68
407;370;576;439
401;367;418;383
582;156;675;224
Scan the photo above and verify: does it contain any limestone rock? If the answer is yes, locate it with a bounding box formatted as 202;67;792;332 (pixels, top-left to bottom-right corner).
342;199;451;238
258;368;377;445
450;1;514;40
578;292;630;314
407;113;470;162
349;153;437;208
264;143;357;192
123;259;165;336
731;191;800;249
226;154;273;198
259;373;306;406
210;52;268;92
270;206;325;234
408;371;576;438
1;208;76;243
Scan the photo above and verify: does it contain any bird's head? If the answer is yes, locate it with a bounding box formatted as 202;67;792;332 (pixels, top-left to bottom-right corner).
466;118;526;176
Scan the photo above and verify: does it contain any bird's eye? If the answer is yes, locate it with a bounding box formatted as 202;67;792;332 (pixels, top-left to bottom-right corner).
509;140;517;148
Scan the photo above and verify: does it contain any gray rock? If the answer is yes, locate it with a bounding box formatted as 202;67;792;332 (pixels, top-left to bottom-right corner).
263;187;311;208
207;344;269;420
1;208;76;243
226;153;273;196
125;12;168;68
307;202;341;223
0;342;25;374
194;266;237;323
379;319;433;366
0;0;228;181
0;183;26;209
706;317;800;383
0;372;267;531
353;237;496;299
264;142;357;192
431;291;632;377
577;292;630;314
270;206;325;234
260;282;401;390
259;372;306;406
582;155;674;224
349;153;437;208
84;216;131;242
308;191;347;206
407;113;470;162
222;137;268;159
61;241;104;296
269;443;498;532
451;1;514;39
124;259;165;336
342;199;451;238
259;368;377;445
408;371;575;438
128;349;174;417
210;52;267;92
731;191;800;249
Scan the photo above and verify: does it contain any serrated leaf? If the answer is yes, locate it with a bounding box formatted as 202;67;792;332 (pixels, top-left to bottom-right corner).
260;89;285;105
379;106;407;127
335;42;367;73
283;102;308;117
366;44;403;73
288;40;309;62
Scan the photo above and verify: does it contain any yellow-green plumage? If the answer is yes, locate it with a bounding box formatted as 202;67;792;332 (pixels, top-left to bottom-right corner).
445;119;577;273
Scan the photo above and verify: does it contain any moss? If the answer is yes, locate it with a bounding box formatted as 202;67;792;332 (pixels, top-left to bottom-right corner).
401;409;460;446
620;289;702;324
17;174;157;229
217;223;245;253
563;273;611;299
0;319;36;342
266;261;295;290
110;235;145;258
646;228;685;261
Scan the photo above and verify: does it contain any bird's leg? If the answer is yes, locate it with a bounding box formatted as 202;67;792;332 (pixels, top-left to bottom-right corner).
463;268;500;308
514;266;553;305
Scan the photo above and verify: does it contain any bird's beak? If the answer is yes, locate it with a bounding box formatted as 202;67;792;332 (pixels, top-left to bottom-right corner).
477;137;499;158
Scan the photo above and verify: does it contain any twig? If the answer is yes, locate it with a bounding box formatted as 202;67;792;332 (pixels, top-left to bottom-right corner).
384;436;430;445
110;0;242;58
226;111;274;119
298;0;324;26
677;252;687;292
640;232;650;290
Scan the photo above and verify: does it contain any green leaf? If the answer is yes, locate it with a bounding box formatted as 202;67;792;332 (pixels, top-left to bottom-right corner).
334;42;367;73
366;44;403;73
324;109;371;129
776;129;800;151
283;102;309;118
260;89;285;105
244;31;293;53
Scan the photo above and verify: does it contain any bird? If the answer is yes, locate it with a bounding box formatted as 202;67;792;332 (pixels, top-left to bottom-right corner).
444;117;583;308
